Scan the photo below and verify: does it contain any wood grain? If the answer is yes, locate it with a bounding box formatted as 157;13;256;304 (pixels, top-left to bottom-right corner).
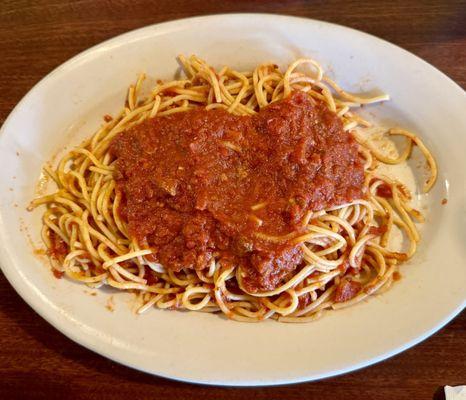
0;1;465;399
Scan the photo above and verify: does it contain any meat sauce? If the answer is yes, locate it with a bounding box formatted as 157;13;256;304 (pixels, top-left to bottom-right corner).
111;92;365;292
334;279;362;303
48;232;67;279
49;231;68;261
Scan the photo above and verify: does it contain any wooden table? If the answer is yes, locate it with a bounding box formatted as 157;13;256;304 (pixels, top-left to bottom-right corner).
0;1;465;399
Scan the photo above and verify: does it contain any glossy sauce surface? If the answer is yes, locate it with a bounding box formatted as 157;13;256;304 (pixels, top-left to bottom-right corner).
111;92;364;291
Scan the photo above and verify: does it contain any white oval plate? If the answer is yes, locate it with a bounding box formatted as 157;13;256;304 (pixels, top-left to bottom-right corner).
0;14;465;386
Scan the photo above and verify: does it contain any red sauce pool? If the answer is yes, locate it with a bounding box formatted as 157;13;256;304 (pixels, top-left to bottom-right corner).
111;92;364;292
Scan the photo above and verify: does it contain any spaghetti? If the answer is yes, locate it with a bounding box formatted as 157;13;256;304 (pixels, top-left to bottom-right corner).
30;55;437;322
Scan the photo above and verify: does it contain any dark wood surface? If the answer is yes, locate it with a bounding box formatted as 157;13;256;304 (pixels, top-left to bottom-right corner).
0;1;465;399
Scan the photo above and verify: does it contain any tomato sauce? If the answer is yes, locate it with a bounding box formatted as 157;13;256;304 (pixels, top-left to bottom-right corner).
111;92;364;292
368;225;388;236
334;279;362;302
375;182;392;198
48;231;68;262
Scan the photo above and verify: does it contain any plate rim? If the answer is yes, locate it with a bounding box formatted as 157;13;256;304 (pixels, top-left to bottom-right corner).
0;13;465;386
